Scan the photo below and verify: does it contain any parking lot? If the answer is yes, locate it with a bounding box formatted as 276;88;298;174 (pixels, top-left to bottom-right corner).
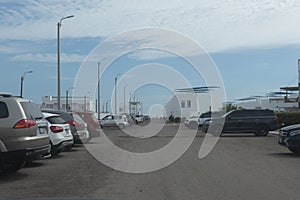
1;123;299;200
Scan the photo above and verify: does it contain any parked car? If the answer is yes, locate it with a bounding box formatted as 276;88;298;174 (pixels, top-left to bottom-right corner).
72;113;90;143
43;112;74;155
41;110;90;143
201;109;279;136
100;114;130;129
143;115;151;125
134;115;144;124
185;111;211;129
278;124;300;154
73;111;101;137
0;93;50;172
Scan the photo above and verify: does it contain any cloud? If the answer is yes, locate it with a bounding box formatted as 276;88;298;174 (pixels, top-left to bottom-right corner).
11;53;85;63
1;0;300;53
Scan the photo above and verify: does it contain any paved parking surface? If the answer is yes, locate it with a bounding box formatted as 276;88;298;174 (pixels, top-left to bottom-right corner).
0;123;299;200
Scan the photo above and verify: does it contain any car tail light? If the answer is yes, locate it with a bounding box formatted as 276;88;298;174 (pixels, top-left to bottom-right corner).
274;116;279;124
13;119;36;129
50;126;64;133
67;120;79;126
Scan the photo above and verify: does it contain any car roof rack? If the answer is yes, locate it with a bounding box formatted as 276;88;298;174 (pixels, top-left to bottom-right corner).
0;92;12;97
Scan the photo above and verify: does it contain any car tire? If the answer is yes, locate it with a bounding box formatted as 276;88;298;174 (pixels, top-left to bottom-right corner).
189;122;198;129
209;124;223;136
50;143;61;157
119;124;125;129
81;131;91;143
255;124;269;136
0;156;25;173
288;147;300;155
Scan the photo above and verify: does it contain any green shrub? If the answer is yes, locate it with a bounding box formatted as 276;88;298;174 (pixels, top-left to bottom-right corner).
275;112;300;127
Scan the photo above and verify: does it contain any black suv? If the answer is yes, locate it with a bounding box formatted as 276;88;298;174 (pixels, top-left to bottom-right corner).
202;109;279;136
278;124;300;154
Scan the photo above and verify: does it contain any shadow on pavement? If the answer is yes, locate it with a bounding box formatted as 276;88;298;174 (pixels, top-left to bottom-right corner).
0;171;28;182
268;152;300;158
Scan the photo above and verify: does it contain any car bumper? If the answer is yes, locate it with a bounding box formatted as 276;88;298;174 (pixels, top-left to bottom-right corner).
73;130;89;143
53;139;74;151
278;136;300;149
26;144;51;159
1;144;51;162
201;124;209;133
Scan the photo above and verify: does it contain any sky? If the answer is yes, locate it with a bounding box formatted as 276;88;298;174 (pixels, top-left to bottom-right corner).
1;0;300;115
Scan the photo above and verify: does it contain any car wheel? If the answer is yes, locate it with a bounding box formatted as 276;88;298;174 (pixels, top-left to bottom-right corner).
119;123;125;129
0;157;25;173
50;143;61;156
255;124;269;136
288;147;300;155
82;131;91;143
209;124;223;136
189;122;198;129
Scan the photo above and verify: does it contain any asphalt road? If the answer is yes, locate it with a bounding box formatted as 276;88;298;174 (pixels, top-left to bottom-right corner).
0;122;299;200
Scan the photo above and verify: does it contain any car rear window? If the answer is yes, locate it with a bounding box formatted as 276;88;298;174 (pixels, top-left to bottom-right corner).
20;102;43;120
0;101;9;118
46;116;67;124
73;113;84;123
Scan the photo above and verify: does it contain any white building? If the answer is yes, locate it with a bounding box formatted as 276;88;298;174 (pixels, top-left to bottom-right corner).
40;96;94;111
235;93;299;112
165;92;213;119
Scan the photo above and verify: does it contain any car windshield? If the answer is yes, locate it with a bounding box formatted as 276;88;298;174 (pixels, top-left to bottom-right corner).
72;113;84;123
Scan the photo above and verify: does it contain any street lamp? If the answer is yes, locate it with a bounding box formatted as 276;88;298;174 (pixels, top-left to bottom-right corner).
66;87;74;111
57;15;74;110
123;85;127;113
106;99;111;113
114;73;122;114
98;58;106;120
20;71;33;97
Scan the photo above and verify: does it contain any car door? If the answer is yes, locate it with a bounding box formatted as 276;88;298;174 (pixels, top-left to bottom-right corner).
102;115;113;127
225;111;244;132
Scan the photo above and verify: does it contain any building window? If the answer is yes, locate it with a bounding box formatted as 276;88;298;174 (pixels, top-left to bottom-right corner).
187;100;191;108
181;100;185;108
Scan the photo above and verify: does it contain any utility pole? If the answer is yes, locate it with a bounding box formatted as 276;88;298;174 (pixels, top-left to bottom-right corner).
20;71;32;97
57;15;74;110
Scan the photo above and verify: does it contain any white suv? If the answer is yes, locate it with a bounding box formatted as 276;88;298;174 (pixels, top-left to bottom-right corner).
43;112;74;155
100;114;130;129
185;112;211;129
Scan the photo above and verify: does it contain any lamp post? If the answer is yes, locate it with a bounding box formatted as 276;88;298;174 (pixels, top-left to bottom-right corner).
57;15;74;110
84;92;91;111
20;71;33;97
106;99;111;113
97;58;106;120
123;85;127;113
114;73;122;114
66;87;74;111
